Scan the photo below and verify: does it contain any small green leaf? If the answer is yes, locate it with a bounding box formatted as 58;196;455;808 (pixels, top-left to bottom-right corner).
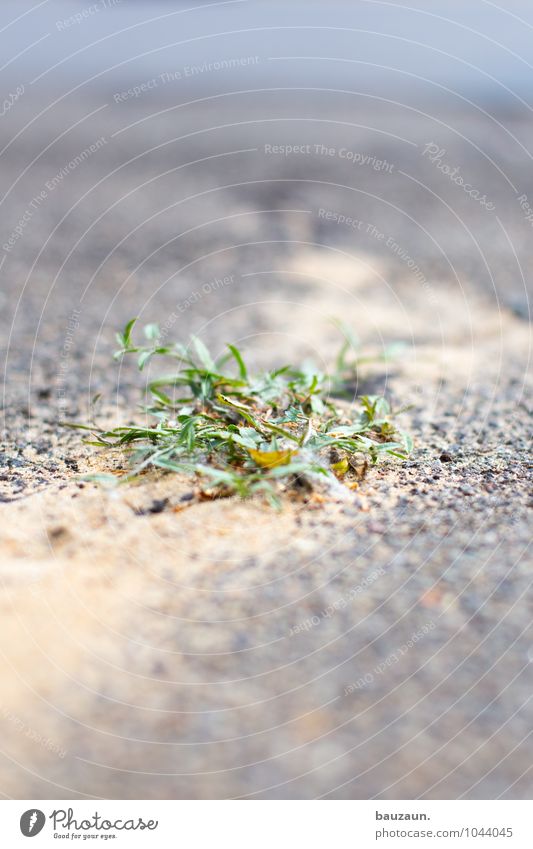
398;430;414;454
138;350;153;371
191;335;217;372
217;393;251;411
80;473;118;487
144;323;160;341
149;386;173;406
227;344;248;380
123;317;138;347
310;395;325;414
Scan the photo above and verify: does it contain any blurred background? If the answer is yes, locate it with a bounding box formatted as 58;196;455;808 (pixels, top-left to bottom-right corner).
1;0;531;400
0;0;532;376
3;0;533;94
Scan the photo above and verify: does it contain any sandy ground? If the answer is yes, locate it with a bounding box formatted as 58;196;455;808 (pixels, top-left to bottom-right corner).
0;89;531;799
